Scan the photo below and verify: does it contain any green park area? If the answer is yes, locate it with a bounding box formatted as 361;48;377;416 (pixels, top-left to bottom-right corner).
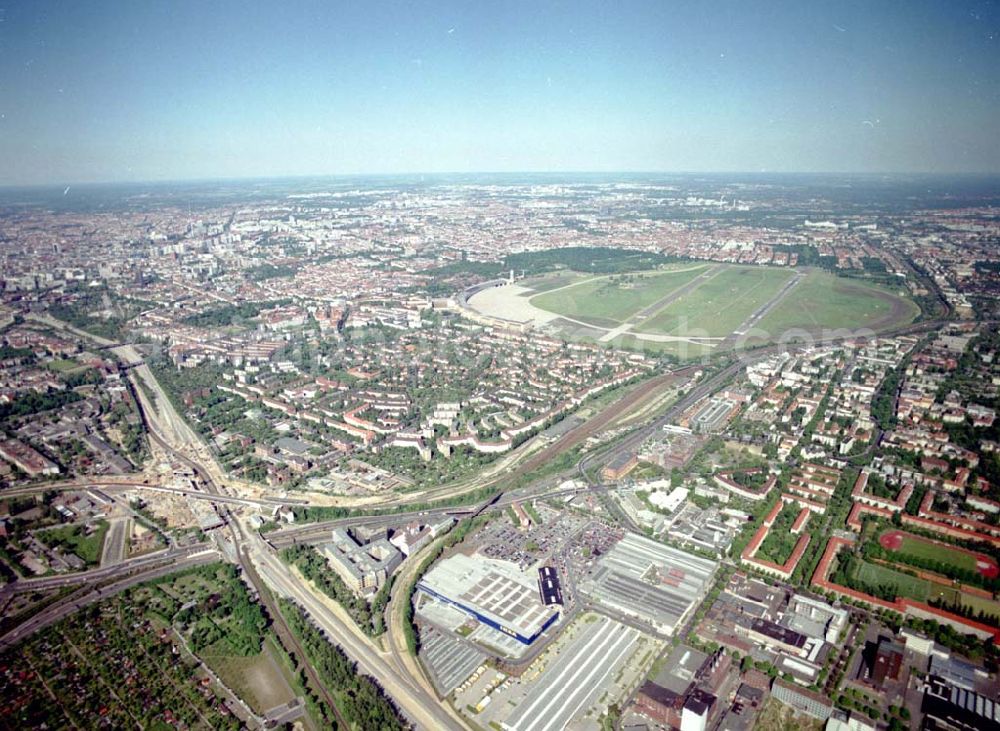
838;550;1000;623
636;266;793;336
45;357;87;374
853;560;937;603
35;520;109;566
519;272;588;294
525;264;918;359
893;533;979;574
200;635;299;715
0;563;275;730
756;502;808;566
531;264;711;327
754;270;919;337
131;564;298;715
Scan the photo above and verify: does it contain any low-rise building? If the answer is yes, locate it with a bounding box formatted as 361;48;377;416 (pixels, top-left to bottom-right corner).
771;678;833;721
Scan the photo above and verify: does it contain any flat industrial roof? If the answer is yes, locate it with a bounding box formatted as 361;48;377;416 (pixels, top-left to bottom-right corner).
582;532;717;632
653;645;710;695
419;553;558;639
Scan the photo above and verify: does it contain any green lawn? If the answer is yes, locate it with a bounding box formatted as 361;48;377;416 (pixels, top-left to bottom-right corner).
636;266;794;337
201;639;297;714
755;271;919;337
607;333;716;359
958;591;1000;621
46;358;85;373
529;264;920;360
896;534;978;573
531;265;709;324
35;520;108;565
160;572;222;602
855;549;1000;619
854;560;930;602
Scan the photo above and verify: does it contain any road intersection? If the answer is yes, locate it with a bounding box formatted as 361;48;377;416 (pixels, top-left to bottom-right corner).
4;312;960;729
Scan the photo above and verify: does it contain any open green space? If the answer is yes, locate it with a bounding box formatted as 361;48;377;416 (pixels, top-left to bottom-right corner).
200;640;297;714
957;591;1000;621
0;564;262;731
531;265;710;325
519;273;588;294
853;560;934;602
853;556;1000;620
35;519;108;565
756;502;806;565
857;523;1000;621
866;521;999;589
895;534;978;573
754;270;919;336
524;265;919;358
637;266;794;336
45;357;85;373
609;333;716;358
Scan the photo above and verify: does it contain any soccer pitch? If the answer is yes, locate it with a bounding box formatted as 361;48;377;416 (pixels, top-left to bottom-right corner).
896;533;979;573
854;561;933;603
854;555;1000;619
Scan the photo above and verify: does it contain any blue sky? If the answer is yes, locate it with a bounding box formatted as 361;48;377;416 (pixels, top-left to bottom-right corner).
1;0;998;184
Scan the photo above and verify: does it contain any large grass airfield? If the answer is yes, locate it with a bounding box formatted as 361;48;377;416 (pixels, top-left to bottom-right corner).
467;263;920;358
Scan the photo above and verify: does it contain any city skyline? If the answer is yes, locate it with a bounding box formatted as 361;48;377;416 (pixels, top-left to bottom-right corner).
1;0;998;185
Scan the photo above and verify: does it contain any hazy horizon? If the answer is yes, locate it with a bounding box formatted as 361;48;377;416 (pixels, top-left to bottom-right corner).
2;1;999;185
5;169;1000;192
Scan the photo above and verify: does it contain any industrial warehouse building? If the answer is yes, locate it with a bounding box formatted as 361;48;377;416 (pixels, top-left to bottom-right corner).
580;532;718;636
417;553;560;645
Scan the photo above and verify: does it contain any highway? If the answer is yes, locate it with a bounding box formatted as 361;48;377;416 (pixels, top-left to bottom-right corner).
0;549;220;651
2;478;301;508
11;310;968;730
113;324;463;730
264;482;614;547
225;510;352;730
0;543;214;596
247;532;467;731
383;534;464;718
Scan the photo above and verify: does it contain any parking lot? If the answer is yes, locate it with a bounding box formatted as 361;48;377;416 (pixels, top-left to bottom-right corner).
458;613;660;731
478;505;588;569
